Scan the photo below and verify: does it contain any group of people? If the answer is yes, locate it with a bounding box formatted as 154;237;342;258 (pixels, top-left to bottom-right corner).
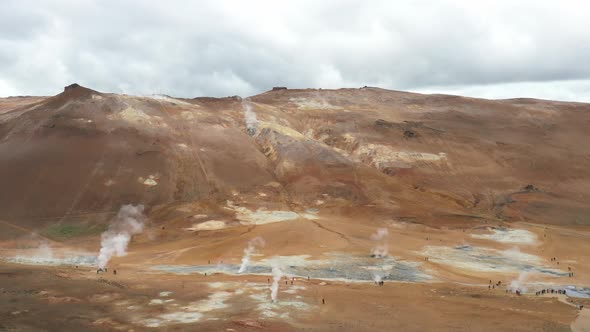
96;267;117;275
265;276;298;285
535;289;566;296
551;257;576;277
488;280;502;289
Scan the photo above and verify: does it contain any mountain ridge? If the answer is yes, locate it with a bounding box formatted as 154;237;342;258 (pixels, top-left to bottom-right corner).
1;83;589;230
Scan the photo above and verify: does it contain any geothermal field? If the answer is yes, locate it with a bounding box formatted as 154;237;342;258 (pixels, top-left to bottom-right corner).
1;85;590;331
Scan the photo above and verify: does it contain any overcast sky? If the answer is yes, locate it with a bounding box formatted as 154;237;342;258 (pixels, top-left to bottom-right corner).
1;0;590;101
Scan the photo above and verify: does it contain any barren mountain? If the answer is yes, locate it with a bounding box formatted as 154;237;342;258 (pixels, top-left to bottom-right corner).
1;84;589;228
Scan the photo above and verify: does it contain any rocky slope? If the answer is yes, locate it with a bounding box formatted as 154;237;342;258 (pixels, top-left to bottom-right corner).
1;84;589;229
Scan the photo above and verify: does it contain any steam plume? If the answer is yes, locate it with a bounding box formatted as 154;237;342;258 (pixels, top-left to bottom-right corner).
97;204;146;269
372;273;383;283
270;264;283;302
509;271;529;293
371;227;389;258
238;236;266;273
242;100;258;136
34;240;54;260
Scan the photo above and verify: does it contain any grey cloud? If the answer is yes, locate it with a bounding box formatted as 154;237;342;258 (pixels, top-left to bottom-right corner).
1;0;589;101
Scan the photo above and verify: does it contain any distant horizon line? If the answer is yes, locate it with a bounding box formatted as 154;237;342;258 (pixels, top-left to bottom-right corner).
2;82;589;105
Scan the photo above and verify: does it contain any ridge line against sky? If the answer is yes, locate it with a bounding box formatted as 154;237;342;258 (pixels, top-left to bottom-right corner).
1;0;589;102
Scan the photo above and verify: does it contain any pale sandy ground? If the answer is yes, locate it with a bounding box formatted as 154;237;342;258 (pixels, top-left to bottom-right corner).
0;263;580;331
1;213;589;331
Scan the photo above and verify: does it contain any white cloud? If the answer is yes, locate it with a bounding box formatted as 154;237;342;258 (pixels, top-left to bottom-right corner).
413;80;590;102
0;79;18;97
0;0;589;101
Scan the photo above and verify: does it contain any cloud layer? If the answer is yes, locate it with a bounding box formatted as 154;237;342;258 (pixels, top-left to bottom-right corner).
1;0;589;101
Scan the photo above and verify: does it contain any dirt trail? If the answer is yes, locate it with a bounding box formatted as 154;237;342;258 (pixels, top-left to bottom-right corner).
572;308;590;332
309;219;350;242
0;220;57;244
539;294;590;332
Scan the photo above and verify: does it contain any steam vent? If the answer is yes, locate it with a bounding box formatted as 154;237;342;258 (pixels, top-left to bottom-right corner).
2;2;590;331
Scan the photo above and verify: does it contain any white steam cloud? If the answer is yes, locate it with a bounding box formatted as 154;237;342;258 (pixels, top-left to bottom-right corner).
34;240;54;260
97;204;146;269
238;236;266;273
371;228;389;241
509;271;529;293
372;273;383;283
8;237;97;266
371;227;389;258
242;100;258;136
270;263;283;302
